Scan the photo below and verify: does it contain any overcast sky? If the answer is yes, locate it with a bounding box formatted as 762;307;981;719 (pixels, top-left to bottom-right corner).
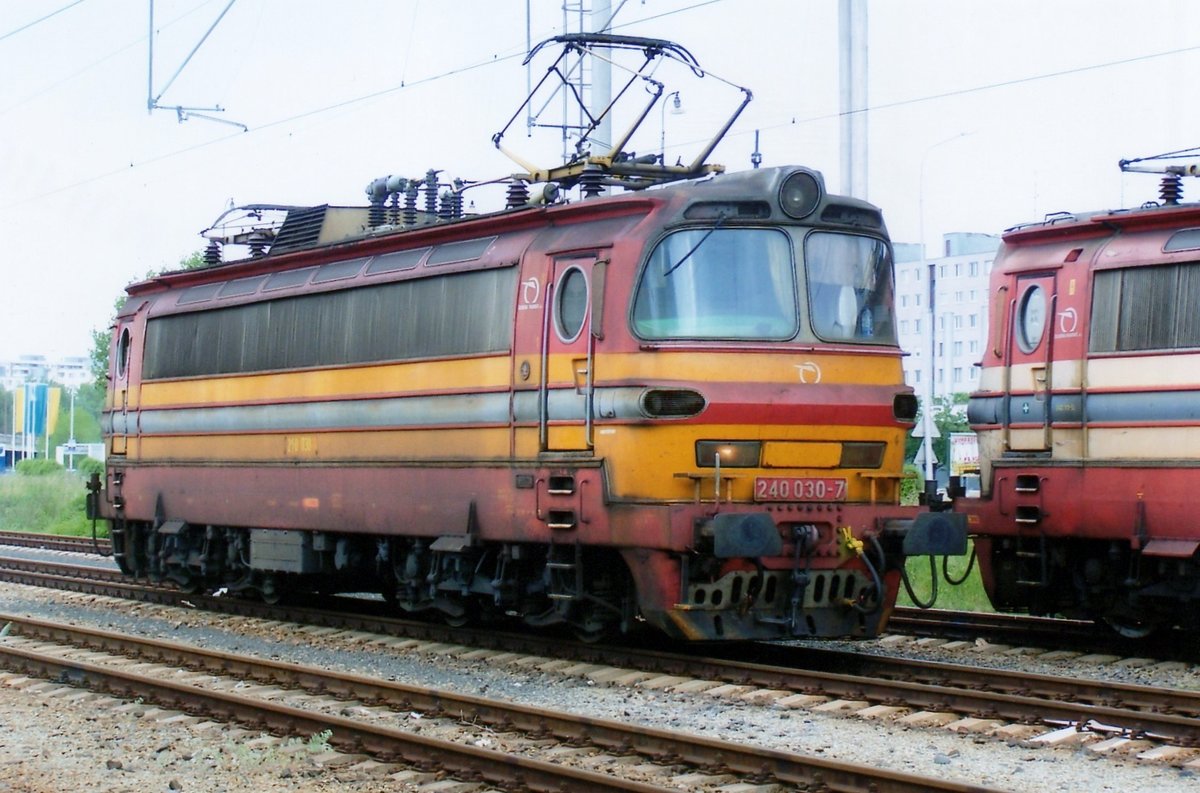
3;0;1199;363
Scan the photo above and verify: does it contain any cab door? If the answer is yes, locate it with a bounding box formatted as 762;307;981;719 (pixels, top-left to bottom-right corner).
1004;273;1058;451
108;301;149;458
540;255;601;453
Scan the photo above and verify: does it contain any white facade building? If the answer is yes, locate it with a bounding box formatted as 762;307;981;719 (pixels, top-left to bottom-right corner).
0;354;91;392
894;232;1000;401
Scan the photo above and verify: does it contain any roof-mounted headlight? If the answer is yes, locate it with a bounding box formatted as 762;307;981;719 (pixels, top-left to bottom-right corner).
779;170;822;219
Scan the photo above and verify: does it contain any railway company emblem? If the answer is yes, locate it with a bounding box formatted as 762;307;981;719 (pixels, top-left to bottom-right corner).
1058;307;1078;335
519;277;541;309
795;362;822;383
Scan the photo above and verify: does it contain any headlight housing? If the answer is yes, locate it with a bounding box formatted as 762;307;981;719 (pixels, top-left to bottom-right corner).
641;388;706;418
779;170;822;219
695;440;761;468
893;393;919;422
839;442;885;469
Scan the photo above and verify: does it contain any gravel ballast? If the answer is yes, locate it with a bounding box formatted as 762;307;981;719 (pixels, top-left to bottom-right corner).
0;575;1197;792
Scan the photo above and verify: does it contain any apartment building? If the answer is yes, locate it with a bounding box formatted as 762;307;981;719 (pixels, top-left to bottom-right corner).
894;232;1000;400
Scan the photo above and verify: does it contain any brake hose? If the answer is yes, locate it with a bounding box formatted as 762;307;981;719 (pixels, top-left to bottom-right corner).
850;535;886;615
901;553;939;609
942;543;977;586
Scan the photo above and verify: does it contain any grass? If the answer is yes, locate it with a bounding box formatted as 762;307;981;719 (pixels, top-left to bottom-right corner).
895;539;993;612
0;471;106;537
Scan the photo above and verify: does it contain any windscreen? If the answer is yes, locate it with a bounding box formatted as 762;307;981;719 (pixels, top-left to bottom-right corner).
632;228;797;340
804;232;896;344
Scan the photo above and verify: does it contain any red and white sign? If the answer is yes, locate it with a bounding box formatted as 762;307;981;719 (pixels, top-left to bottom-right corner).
949;432;979;477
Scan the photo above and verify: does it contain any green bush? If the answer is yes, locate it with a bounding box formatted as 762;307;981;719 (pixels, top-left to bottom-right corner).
0;470;106;537
14;459;64;476
899;464;922;506
77;457;105;478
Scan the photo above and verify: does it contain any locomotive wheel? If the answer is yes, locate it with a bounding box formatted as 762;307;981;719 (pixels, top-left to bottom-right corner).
438;599;474;628
572;624;614;644
570;603;618;643
443;611;471;628
260;574;283;605
176;576;200;596
1101;611;1160;639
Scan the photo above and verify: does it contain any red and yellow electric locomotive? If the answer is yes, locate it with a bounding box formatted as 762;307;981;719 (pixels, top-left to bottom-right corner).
963;157;1200;636
88;35;962;641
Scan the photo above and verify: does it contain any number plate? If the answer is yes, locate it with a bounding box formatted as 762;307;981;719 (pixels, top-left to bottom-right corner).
754;477;847;502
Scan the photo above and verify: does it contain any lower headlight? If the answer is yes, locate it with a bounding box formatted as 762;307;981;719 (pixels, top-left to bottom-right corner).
840;442;885;469
696;440;761;468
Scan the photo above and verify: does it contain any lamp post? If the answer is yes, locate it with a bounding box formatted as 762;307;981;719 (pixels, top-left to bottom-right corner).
25;385;36;462
67;387;77;470
7;389;14;471
918;131;971;491
659;91;682;165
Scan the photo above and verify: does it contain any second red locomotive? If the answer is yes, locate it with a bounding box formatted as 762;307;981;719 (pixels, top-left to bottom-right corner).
962;159;1200;636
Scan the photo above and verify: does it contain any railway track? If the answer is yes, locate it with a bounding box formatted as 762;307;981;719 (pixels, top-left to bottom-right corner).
0;531;1144;650
1;552;1197;759
0;530;111;555
884;606;1200;661
888;607;1104;647
0;612;1009;793
0;530;1166;655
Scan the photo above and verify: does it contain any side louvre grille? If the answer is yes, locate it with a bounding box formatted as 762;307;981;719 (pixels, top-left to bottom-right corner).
270;205;330;254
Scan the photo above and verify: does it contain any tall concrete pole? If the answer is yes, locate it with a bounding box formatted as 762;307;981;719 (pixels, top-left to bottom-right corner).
591;0;613;155
838;0;868;199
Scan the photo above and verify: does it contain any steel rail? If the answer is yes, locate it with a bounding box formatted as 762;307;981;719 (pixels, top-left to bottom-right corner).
0;530;111;555
654;653;1200;744
0;534;1163;651
2;554;1197;746
0;533;1153;651
889;607;1102;645
0;641;669;793
0;615;1002;793
746;643;1200;719
888;606;1196;663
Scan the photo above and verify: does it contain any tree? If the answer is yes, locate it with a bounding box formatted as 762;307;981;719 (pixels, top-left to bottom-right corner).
88;323;115;384
935;392;970;433
47;389;101;450
906;393;971;466
88;250;207;383
75;251;209;451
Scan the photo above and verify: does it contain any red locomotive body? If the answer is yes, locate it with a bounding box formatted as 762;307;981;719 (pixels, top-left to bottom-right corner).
87;34;966;642
963;187;1200;635
90;165;963;641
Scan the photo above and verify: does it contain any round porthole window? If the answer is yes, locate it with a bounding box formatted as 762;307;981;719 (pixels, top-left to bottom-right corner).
116;327;132;378
1016;285;1046;353
555;267;588;342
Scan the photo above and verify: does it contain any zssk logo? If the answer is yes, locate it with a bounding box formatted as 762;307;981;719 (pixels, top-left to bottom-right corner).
795;362;822;383
521;277;541;306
